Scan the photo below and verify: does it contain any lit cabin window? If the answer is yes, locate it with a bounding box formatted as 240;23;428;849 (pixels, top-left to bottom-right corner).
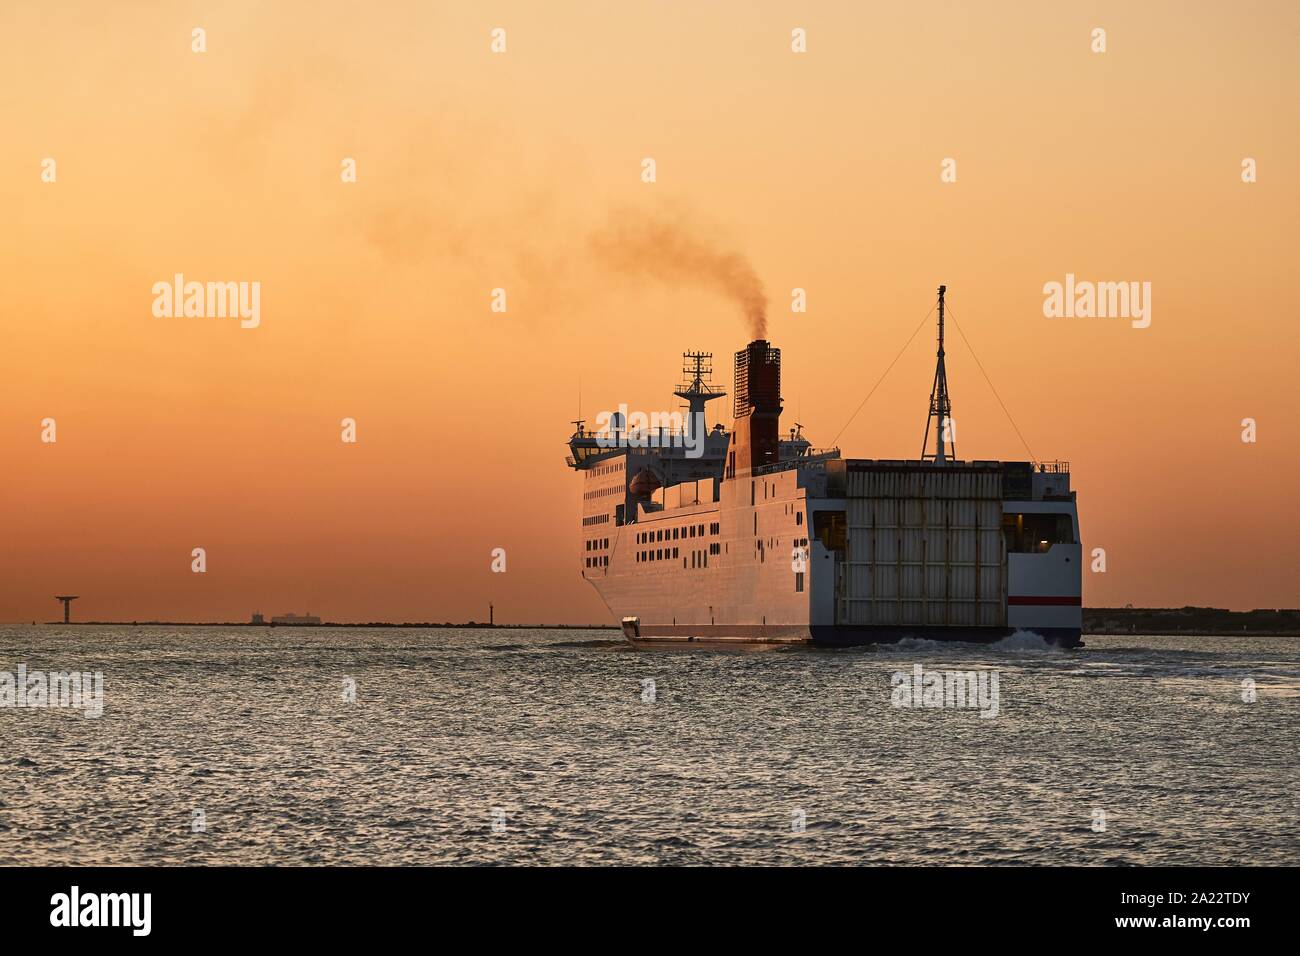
1002;513;1074;553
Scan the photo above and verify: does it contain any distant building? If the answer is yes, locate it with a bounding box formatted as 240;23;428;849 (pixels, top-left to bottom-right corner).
270;612;321;626
250;612;265;625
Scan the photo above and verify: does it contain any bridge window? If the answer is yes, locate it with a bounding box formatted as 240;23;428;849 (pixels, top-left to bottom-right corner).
813;511;846;551
1003;513;1074;553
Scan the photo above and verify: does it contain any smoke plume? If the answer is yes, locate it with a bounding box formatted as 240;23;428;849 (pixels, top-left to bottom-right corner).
589;210;768;339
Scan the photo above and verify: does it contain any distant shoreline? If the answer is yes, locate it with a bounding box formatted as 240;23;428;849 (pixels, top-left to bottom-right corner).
1084;607;1300;636
29;621;618;630
13;606;1300;636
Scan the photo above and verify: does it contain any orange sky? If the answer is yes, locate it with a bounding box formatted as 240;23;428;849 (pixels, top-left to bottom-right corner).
2;1;1297;623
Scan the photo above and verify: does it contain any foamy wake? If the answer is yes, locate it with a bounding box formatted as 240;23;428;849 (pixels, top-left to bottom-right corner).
887;630;1059;654
990;630;1060;652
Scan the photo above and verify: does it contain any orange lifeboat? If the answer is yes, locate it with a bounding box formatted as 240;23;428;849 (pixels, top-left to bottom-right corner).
628;468;661;498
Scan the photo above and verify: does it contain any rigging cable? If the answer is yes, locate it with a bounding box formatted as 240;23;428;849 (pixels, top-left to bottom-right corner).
829;303;936;448
945;304;1037;462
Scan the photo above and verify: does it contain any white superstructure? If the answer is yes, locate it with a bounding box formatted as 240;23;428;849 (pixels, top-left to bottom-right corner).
567;289;1083;647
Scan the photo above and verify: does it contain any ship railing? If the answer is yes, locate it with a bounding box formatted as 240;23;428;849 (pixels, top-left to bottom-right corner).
1033;460;1070;474
575;437;728;459
752;447;841;476
592;428;710;443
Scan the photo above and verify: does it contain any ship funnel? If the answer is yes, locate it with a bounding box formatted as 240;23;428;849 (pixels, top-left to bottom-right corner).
726;339;782;478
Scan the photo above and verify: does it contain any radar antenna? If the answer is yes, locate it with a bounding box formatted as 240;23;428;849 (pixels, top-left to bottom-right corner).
674;350;727;443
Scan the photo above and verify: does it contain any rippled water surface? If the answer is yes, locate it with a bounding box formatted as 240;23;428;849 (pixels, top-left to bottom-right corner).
1;625;1296;865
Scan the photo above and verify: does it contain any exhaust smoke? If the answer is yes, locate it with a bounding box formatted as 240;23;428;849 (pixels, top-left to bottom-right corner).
589;209;767;339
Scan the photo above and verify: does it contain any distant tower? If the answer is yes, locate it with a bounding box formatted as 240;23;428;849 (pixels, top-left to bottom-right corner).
54;595;79;623
921;285;956;462
489;603;494;627
673;351;727;443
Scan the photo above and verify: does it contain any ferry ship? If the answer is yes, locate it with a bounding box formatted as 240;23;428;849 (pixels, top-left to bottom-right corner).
566;287;1082;647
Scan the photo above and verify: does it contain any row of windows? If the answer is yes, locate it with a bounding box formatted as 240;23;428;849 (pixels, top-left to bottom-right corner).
582;529;815;573
636;521;719;545
582;513;610;527
637;547;679;563
591;461;624;477
583;485;622;501
636;543;722;568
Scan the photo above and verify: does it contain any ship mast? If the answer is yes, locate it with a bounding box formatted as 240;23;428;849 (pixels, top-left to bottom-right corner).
674;350;726;443
921;284;955;463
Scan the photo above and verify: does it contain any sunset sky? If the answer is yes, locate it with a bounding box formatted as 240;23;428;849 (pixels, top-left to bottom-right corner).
2;1;1296;623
